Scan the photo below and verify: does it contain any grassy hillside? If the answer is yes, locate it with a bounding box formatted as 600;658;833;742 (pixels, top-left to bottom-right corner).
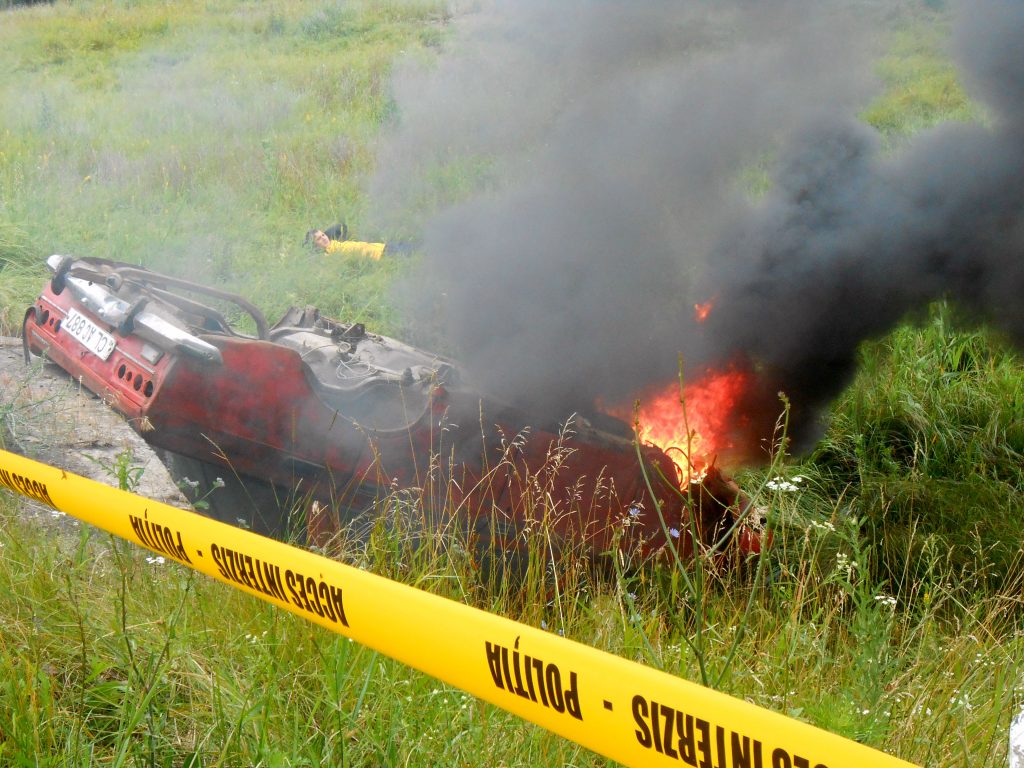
0;0;448;334
0;1;1021;766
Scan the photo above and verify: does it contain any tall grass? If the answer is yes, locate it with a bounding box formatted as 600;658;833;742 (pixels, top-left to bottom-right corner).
0;220;37;334
812;304;1024;591
0;445;1020;766
0;0;448;330
1;1;1022;766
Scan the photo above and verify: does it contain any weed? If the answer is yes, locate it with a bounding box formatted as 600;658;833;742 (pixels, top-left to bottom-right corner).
87;447;145;493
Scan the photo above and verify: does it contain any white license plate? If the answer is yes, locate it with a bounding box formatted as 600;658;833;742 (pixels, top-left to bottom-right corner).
63;307;117;361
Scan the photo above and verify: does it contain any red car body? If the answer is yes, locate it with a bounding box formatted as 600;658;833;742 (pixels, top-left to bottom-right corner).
24;255;763;563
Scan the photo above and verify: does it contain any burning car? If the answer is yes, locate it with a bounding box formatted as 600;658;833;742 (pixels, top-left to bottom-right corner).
23;254;764;564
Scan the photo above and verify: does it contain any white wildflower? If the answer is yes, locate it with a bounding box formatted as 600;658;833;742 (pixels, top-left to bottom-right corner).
835;552;857;578
766;476;799;493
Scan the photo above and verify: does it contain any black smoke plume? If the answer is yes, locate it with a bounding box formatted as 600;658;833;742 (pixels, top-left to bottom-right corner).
370;0;1024;457
700;0;1024;448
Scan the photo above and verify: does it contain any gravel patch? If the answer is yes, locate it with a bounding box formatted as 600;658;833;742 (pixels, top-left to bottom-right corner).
0;337;189;522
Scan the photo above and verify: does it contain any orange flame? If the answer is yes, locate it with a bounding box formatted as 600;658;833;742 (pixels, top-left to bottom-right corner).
618;367;751;479
694;300;714;323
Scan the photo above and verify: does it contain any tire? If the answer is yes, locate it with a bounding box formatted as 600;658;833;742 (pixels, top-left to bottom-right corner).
157;449;297;540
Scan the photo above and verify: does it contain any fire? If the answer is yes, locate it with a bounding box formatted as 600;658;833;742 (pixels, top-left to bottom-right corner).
626;367;751;478
694;300;714;323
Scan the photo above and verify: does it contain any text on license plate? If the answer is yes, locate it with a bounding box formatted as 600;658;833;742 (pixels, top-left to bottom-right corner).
63;307;116;361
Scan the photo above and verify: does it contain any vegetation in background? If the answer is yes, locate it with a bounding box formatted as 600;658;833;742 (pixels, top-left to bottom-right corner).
0;0;449;331
0;1;1021;766
861;14;978;141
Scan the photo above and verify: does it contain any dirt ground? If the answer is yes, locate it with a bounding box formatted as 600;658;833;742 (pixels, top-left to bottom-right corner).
0;336;188;521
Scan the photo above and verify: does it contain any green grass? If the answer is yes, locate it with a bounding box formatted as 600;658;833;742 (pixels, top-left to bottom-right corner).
809;304;1024;591
1;1;1023;766
861;16;978;142
0;219;38;334
0;466;1020;766
0;0;449;331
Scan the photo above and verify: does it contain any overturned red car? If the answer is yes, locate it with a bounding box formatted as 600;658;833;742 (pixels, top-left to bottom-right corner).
23;255;764;564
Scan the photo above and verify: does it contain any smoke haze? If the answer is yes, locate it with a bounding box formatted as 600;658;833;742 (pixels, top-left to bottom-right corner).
700;0;1024;446
370;0;1024;454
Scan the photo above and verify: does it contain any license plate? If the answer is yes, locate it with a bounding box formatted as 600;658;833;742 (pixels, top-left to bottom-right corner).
63;307;117;361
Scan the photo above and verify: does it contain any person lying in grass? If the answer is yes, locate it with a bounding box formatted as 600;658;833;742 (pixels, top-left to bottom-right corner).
305;223;386;260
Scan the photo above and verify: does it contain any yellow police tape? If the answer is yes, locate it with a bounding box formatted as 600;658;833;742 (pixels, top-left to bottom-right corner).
0;448;918;768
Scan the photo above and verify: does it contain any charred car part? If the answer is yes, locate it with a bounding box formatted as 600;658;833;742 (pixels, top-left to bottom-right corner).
24;255;765;565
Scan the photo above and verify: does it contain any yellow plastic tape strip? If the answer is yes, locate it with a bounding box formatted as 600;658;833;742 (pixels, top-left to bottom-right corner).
0;448;918;768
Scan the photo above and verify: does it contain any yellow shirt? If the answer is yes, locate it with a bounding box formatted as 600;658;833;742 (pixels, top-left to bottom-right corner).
324;240;386;260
